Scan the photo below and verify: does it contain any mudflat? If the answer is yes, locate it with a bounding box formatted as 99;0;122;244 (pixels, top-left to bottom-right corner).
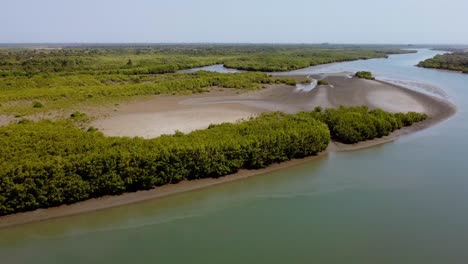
93;75;455;139
0;75;456;228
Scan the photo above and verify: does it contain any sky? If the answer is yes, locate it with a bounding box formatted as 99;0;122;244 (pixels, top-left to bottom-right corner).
1;0;467;44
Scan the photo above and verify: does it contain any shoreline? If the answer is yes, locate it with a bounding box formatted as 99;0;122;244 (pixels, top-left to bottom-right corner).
0;78;457;229
416;65;468;75
0;113;454;229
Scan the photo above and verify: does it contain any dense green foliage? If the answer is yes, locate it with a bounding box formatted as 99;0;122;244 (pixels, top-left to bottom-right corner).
317;106;427;144
0;107;427;215
0;46;414;76
0;112;330;215
355;71;375;80
418;53;468;73
222;49;389;72
0;45;425;215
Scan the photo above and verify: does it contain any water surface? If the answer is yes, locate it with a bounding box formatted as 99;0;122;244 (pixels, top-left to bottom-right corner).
1;50;468;264
178;64;243;73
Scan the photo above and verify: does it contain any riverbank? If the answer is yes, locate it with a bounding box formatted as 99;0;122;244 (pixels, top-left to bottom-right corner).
0;76;456;228
92;75;455;138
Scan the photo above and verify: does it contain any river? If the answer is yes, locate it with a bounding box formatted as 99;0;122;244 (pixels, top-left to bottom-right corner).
1;49;468;263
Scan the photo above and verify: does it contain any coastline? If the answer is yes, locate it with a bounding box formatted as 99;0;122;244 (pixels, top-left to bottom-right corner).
0;77;457;229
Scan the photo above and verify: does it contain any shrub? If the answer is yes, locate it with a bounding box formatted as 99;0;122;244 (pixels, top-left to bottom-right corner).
32;101;44;108
355;71;375;80
17;118;32;125
317;80;329;85
70;111;89;122
322;106;426;144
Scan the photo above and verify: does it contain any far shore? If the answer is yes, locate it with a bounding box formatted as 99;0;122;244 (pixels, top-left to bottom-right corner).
0;75;457;229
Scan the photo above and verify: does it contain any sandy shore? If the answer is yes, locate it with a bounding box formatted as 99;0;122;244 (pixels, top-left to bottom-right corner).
0;76;456;228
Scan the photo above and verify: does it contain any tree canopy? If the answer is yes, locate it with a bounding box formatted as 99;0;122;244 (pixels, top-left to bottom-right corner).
418;52;468;73
0;107;426;216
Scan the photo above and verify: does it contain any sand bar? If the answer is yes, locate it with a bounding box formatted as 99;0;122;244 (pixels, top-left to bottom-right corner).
0;76;456;228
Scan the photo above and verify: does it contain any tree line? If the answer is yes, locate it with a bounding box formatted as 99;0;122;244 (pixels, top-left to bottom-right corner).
0;107;427;215
0;47;415;77
418;53;468;73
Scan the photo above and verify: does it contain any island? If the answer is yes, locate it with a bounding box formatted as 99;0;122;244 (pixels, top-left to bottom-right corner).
418;52;468;73
0;45;454;227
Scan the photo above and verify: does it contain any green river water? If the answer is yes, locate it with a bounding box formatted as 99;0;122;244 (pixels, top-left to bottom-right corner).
1;49;468;263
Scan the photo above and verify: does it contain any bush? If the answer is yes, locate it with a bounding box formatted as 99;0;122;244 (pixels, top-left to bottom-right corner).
355;71;375;80
17;118;32;125
321;106;427;144
317;80;329;85
70;111;89;122
32;101;44;108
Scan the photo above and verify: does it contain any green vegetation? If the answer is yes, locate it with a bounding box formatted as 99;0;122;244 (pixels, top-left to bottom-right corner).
0;112;330;215
0;45;425;216
0;46;414;77
311;106;427;144
69;111;90;126
222;49;391;72
32;101;44;108
0;107;426;216
0;71;294;115
418;53;468;73
355;71;375;80
0;46;414;115
317;80;329;85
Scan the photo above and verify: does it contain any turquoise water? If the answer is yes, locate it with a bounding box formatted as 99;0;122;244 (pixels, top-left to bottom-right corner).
1;50;468;264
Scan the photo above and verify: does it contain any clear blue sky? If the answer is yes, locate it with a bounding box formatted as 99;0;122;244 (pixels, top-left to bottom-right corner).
2;0;467;44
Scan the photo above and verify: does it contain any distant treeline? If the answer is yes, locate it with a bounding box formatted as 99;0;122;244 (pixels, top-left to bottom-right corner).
0;46;415;77
0;46;413;115
0;107;426;216
418;53;468;73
